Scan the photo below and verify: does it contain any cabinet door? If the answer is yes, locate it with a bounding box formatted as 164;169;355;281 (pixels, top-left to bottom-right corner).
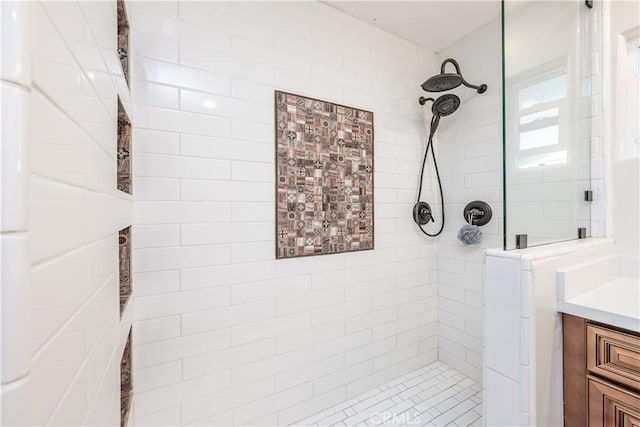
588;376;640;427
587;324;640;392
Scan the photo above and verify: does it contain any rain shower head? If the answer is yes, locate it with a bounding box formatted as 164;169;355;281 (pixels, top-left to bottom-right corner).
421;73;463;92
421;58;487;94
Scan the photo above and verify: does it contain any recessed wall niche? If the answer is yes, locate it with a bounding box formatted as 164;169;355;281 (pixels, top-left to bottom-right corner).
118;226;131;316
120;329;132;427
117;0;129;86
117;98;131;194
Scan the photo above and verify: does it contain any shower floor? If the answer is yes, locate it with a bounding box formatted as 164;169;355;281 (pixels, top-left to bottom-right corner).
295;362;482;427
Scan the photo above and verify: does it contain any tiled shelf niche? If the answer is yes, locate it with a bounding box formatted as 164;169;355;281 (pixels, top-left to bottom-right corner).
117;98;131;194
118;226;131;316
120;329;132;427
117;0;129;86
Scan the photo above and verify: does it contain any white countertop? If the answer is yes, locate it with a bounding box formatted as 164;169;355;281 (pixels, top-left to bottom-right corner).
558;278;640;333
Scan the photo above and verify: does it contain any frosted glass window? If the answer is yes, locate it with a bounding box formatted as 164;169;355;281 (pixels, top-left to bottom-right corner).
517;74;567;110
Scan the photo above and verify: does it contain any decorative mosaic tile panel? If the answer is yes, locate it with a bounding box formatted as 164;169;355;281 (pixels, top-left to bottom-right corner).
275;91;374;258
120;328;132;427
117;0;129;86
118;226;131;316
117;98;131;194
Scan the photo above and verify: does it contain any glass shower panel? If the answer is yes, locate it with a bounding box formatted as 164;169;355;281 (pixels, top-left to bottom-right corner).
503;0;592;249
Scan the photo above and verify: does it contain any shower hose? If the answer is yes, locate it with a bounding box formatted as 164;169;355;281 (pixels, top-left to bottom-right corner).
416;113;445;237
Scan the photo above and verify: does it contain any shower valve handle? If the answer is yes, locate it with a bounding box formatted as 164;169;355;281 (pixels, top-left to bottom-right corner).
413;201;434;225
422;207;435;222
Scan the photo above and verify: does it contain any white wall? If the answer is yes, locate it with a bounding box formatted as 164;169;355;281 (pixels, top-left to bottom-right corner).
433;15;502;383
1;1;133;425
612;159;640;255
130;2;439;425
603;0;640;256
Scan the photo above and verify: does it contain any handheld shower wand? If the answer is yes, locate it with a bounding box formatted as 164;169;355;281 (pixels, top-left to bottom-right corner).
413;95;460;236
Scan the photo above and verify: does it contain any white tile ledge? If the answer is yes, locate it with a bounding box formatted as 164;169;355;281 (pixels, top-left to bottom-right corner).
485;238;614;262
558;278;640;333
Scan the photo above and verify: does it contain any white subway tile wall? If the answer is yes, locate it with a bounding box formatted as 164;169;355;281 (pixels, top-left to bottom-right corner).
434;15;503;383
1;1;133;426
131;1;441;425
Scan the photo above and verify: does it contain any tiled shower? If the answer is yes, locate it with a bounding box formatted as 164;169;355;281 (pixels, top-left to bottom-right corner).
131;3;441;424
0;1;638;427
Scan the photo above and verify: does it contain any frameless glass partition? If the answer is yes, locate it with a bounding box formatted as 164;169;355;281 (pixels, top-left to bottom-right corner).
502;0;593;249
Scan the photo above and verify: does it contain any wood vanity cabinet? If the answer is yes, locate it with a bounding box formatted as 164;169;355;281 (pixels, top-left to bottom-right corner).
563;314;640;427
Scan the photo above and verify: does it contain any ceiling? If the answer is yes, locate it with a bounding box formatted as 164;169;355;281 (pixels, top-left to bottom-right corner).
322;1;502;52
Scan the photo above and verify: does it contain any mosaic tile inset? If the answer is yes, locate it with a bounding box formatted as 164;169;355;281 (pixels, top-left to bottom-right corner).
117;98;131;194
118;226;131;316
275;91;374;258
120;328;132;427
117;0;129;86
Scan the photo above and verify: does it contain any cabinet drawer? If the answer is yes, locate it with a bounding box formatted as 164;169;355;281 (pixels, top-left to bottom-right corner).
588;376;640;427
587;324;640;391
